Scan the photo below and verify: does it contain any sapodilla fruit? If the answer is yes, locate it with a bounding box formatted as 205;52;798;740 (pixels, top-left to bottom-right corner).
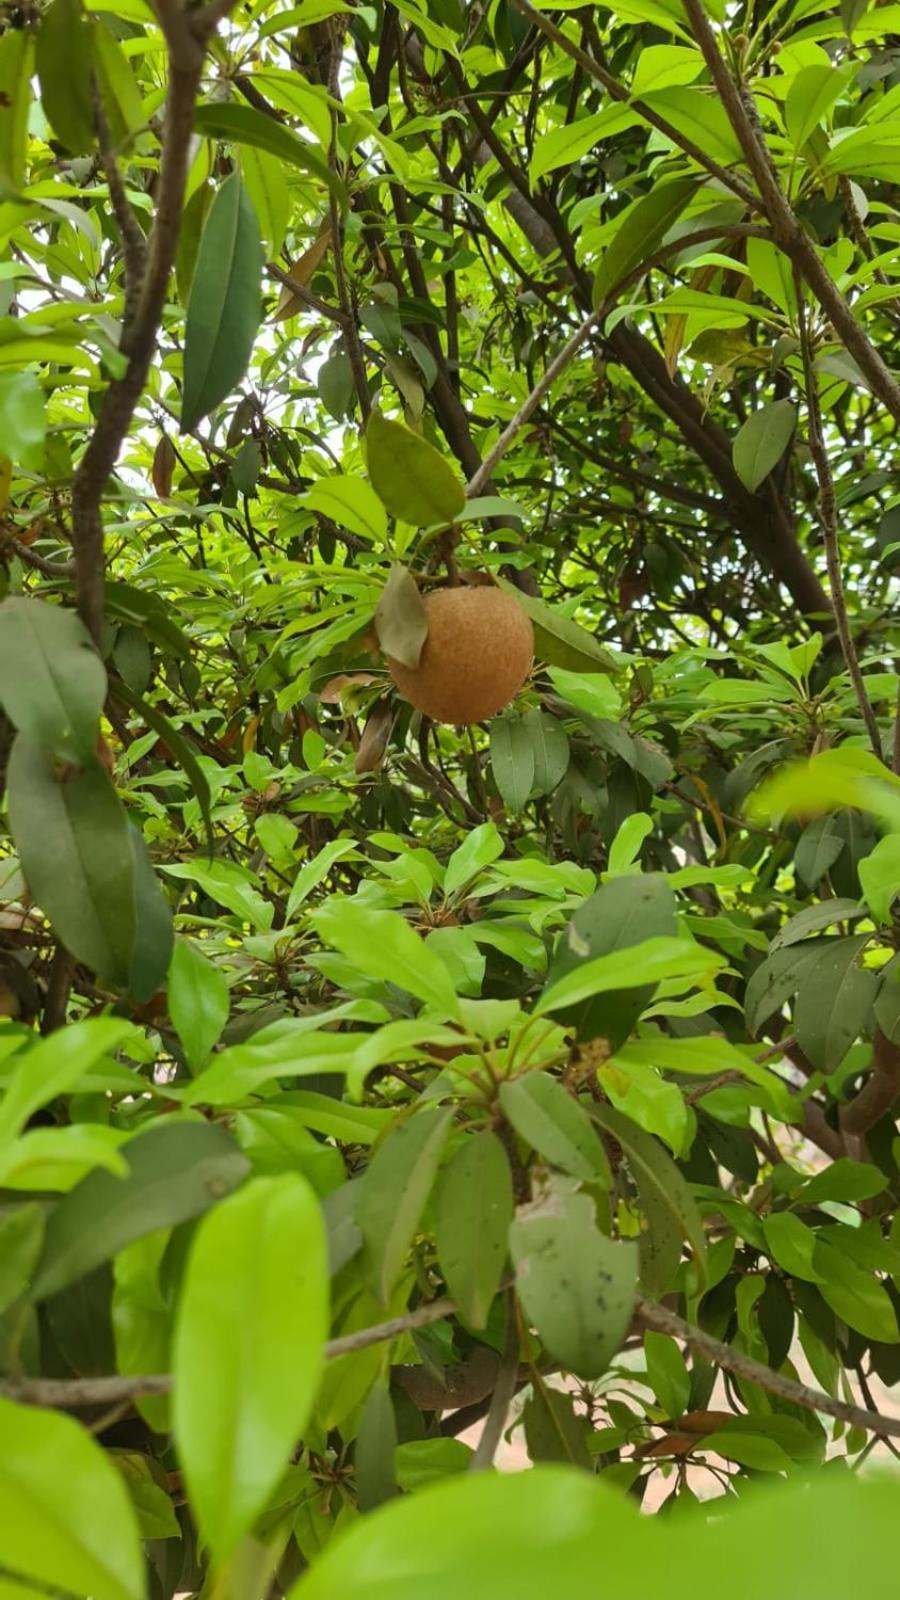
387;585;534;724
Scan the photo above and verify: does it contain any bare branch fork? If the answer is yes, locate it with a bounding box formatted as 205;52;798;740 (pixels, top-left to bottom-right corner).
70;0;239;646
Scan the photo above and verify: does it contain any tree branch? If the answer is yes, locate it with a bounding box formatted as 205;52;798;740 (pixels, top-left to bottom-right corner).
70;0;236;644
635;1297;900;1439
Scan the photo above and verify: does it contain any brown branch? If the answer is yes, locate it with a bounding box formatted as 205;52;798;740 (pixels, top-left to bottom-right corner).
840;1030;900;1144
796;271;884;762
0;1294;461;1409
680;0;900;430
509;0;758;211
635;1297;900;1439
93;80;146;337
70;0;237;645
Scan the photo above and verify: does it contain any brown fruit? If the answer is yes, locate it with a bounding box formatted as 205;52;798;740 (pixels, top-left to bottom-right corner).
386;586;533;725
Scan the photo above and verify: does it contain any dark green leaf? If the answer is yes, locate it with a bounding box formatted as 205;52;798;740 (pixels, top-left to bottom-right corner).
793;936;878;1070
35;0;94;154
434;1131;513;1327
0;30;33;188
181;172;263;432
591;1102;707;1290
522;1382;592;1468
355;1382;398;1511
593;178;697;309
193;103;339;196
490;713;535;815
31;1120;250;1300
356;1106;454;1302
0;599;105;761
732;400;797;493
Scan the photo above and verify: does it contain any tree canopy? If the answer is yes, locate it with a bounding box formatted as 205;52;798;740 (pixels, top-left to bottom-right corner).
1;0;900;1593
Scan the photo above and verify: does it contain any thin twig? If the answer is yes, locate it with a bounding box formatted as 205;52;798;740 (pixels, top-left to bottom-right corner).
795;271;883;762
466;308;602;497
470;1289;520;1470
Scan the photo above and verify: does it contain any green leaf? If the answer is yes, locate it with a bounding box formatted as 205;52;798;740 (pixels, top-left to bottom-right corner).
490;712;535;815
173;1173;329;1562
640;87;744;164
0;373;45;470
93;18;145;145
366;411;466;526
875;953;900;1043
524;709;570;795
547;873;677;1051
644;1331;690;1420
813;1240;899;1342
6;775;169;1007
0;1203;44;1313
859;834;900;925
286;839;359;920
313;901;459;1015
305;475;388;543
530;112;616;183
31;1120;250;1300
793;936;878;1070
785;63;852;151
355;1383;398;1512
769;898;865;952
181;171;263;431
0;30;33;188
168;938;229;1071
763;1212;822;1282
375;564;428;669
193;102;339;196
434;1131;513;1327
0;1016;133;1144
500;1072;611;1184
536;936;721;1016
35;0;95;155
510;1182;637;1378
593;178;697;309
394;1437;473;1491
444;822;504;896
357;1106;454;1301
0;1396;143;1600
0;598;105;761
522;1382;592;1467
591;1102;707;1290
798;1157;886;1204
240;144;289;256
496;581;617;673
732;400;797;492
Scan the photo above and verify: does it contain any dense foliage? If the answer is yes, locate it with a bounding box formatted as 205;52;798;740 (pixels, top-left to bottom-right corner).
1;0;900;1592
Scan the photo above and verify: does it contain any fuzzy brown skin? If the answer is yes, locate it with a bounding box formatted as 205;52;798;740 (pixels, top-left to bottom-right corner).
387;587;534;724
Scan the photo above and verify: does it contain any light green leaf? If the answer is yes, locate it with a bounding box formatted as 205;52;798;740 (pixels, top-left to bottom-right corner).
644;1331;690;1420
640;87;744;164
536;937;722;1016
0;1396;143;1600
314;901;459;1015
366;411;465;527
181;172;263;431
0;373;45;470
0;1016;132;1144
286;839;359;920
785;62;853;150
305;475;388;543
0;31;33;187
167;938;229;1071
859;834;900;925
444;822;504;896
173;1174;329;1561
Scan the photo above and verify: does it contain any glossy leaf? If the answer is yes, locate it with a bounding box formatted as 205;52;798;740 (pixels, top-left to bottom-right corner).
0;1396;143;1600
173;1173;329;1561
